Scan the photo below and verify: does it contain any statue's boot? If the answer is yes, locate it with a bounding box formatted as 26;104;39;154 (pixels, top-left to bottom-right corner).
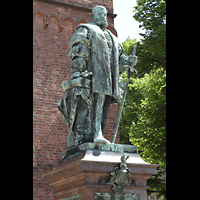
94;127;111;144
94;137;111;144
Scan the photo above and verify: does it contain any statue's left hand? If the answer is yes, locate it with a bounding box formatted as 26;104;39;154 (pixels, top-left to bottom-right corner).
119;54;137;74
127;55;137;67
126;55;137;74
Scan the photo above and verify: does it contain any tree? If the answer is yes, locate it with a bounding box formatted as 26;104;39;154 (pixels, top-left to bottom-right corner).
119;0;166;198
134;0;166;76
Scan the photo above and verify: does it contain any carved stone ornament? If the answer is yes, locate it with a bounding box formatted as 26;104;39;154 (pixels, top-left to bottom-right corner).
99;155;136;198
59;194;81;200
95;193;138;200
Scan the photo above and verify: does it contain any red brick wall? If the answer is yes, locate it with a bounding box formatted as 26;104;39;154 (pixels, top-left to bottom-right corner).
33;0;120;199
56;0;114;13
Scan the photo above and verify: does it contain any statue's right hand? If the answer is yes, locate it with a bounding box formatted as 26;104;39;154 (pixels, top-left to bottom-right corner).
72;71;81;78
72;70;92;78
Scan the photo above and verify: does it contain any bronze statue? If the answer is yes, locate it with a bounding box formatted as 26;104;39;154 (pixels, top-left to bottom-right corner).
57;6;137;148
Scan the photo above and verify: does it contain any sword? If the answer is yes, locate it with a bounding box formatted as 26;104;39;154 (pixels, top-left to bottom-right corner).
112;44;137;144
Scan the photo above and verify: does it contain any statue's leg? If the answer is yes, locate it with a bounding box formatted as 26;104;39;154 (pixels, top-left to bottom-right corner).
93;94;105;139
93;93;111;143
101;95;112;135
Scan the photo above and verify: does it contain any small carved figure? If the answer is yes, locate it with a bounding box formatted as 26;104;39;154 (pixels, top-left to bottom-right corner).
107;155;131;194
98;155;135;199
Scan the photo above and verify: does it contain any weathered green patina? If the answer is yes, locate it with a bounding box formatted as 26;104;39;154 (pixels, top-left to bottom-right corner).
57;6;137;148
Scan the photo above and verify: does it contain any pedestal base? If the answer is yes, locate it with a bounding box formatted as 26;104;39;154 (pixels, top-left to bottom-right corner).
61;142;138;159
44;144;158;200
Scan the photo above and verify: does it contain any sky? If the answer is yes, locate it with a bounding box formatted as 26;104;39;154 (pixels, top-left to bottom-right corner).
113;0;145;43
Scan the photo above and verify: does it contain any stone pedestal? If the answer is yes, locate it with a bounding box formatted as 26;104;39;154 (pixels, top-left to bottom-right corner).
44;143;158;200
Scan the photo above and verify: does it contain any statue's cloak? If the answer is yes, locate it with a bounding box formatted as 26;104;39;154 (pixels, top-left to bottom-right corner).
77;23;122;100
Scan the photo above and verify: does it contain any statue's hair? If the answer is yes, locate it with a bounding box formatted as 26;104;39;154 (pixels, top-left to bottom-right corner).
92;6;107;17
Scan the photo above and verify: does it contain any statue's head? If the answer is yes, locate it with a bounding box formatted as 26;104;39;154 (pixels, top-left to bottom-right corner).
92;6;108;30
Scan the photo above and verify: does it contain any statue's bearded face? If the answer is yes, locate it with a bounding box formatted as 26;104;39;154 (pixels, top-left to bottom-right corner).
92;7;108;30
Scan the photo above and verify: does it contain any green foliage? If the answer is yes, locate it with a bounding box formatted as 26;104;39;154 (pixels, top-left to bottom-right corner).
119;0;166;198
134;0;166;69
128;68;166;165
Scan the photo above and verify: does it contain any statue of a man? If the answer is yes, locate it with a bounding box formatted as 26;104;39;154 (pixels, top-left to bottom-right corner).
58;6;137;147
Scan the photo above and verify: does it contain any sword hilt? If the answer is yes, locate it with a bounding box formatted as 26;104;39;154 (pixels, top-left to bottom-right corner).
127;43;137;73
